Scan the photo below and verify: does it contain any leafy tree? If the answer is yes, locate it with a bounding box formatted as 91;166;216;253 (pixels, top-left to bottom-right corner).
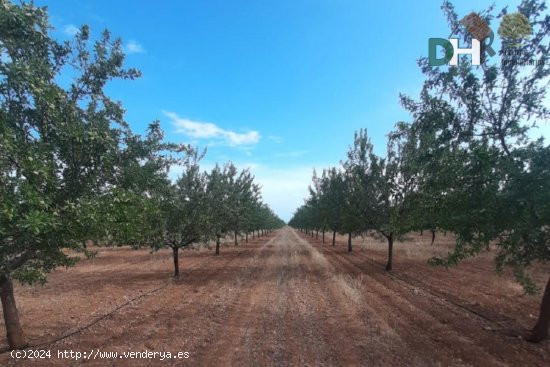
206;163;237;255
341;129;377;252
404;98;454;243
94;121;193;250
147;148;207;277
369;123;417;271
403;0;550;342
309;169;335;243
229;169;260;245
289;201;317;237
321;167;346;246
0;1;141;349
304;175;322;240
256;203;284;233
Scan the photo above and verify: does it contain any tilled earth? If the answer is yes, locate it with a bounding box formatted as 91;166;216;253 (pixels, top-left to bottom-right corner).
1;227;549;366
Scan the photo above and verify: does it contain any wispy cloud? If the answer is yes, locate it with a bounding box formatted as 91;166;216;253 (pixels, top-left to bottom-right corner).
276;150;308;158
268;135;283;143
164;111;261;147
126;40;145;54
63;24;79;36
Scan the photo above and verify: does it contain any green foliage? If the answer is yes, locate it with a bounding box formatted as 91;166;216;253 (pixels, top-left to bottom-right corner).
290;126;416;243
0;0;284;286
292;0;550;295
406;0;550;292
205;163;283;242
0;0;141;284
149;149;209;251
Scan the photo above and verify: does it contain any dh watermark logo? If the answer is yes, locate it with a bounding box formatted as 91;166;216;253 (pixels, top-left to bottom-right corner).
429;13;496;66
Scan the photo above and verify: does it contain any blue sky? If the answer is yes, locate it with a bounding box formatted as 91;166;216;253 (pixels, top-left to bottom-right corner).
41;0;547;221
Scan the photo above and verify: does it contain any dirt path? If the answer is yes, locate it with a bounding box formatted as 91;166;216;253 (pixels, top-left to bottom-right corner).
2;227;549;366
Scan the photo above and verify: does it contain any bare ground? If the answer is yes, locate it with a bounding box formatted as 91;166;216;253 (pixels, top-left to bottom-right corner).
1;227;549;366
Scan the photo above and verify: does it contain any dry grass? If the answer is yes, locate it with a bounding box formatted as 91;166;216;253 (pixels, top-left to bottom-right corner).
309;245;330;269
331;231;458;261
333;273;364;305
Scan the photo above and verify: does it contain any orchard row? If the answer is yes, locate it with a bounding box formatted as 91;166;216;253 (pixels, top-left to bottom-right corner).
290;0;550;343
0;1;283;350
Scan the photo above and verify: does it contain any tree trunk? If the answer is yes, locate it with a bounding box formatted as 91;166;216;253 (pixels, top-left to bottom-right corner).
530;273;550;342
172;246;180;277
420;229;423;236
385;234;394;271
252;231;255;239
348;232;352;252
215;236;221;256
322;230;325;243
245;232;248;243
332;230;336;246
0;277;27;350
430;230;436;245
315;230;318;239
234;231;238;246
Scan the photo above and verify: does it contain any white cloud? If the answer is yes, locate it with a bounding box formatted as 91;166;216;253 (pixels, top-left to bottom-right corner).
126;40;145;54
63;24;79;36
164;111;261;147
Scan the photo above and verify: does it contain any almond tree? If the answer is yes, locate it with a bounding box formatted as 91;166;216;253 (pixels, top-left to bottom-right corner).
320;168;346;246
341;129;377;252
146;148;207;277
0;1;141;349
403;0;550;341
288;205;310;234
405;97;463;243
308;170;332;242
256;203;284;234
369;123;417;271
230;169;261;245
206;163;237;255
